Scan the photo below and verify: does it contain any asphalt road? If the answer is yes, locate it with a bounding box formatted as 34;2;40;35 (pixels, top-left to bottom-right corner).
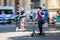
0;23;60;40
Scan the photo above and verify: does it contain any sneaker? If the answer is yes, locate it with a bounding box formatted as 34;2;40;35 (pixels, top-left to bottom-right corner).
16;27;19;31
19;29;22;30
23;29;26;30
38;33;45;36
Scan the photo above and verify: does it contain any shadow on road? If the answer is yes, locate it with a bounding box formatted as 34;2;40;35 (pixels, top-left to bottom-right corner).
8;32;60;40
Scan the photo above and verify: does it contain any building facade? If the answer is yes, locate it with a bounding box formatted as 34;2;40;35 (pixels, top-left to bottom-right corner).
0;0;60;16
0;0;60;23
0;0;60;11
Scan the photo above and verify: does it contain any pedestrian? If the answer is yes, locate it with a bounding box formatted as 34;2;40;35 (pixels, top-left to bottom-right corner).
1;11;6;25
15;12;20;31
20;7;26;31
35;7;45;35
51;16;56;24
56;10;60;24
29;12;33;22
43;9;49;24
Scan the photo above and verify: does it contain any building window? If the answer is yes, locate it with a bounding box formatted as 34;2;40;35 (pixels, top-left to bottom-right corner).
31;0;40;9
7;0;12;6
4;0;12;6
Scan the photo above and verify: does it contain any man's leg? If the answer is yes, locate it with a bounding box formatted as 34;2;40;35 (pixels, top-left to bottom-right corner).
3;18;5;25
15;20;19;31
38;20;43;35
15;20;18;27
18;21;20;29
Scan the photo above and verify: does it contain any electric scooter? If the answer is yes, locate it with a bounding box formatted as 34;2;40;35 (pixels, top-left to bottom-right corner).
31;20;37;37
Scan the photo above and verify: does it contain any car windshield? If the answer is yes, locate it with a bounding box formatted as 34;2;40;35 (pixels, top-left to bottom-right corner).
0;10;12;14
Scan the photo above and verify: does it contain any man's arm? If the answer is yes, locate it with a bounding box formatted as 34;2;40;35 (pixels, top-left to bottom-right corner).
34;15;38;20
41;15;44;20
40;12;44;20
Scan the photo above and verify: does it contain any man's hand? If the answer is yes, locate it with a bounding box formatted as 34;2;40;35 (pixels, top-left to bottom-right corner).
42;17;44;20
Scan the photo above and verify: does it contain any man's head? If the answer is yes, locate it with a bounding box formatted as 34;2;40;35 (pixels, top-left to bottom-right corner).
20;7;24;11
1;11;4;13
38;7;42;10
57;10;60;13
37;7;42;11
